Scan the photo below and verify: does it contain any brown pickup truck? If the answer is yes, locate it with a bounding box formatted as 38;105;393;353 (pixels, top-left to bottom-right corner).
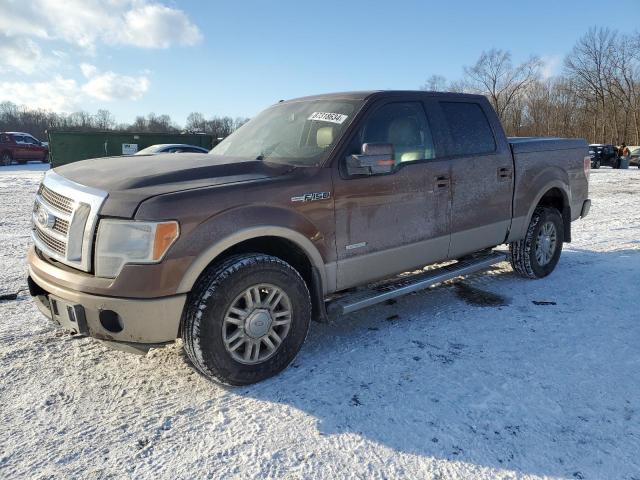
27;91;591;385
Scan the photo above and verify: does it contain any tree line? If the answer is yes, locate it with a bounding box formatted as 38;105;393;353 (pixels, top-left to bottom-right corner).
423;27;640;145
0;102;248;142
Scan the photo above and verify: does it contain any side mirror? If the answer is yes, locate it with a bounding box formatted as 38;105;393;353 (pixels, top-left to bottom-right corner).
346;143;395;176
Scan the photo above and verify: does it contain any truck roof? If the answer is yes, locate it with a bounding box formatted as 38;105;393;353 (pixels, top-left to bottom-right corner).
282;90;487;103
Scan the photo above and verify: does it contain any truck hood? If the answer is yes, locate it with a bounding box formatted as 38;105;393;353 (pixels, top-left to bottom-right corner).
54;153;292;217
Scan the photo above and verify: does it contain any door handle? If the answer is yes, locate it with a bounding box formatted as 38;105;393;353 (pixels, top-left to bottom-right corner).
497;167;512;180
434;175;450;188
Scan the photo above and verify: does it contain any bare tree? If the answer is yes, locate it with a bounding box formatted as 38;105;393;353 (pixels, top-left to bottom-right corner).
185;112;206;133
419;28;639;143
610;33;640;144
94;109;115;130
421;74;449;92
0;103;245;140
564;27;617;142
463;49;542;124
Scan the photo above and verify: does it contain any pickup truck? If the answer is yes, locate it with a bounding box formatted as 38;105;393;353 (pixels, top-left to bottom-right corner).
588;143;620;169
27;91;591;385
1;131;49;166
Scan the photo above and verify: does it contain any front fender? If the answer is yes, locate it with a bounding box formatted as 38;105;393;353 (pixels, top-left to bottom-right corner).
167;203;333;294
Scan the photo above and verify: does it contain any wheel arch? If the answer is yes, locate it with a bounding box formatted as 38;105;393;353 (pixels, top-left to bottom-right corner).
177;227;331;321
526;183;572;242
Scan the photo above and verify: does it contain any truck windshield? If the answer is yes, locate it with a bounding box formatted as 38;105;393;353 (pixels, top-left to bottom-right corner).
210;99;362;166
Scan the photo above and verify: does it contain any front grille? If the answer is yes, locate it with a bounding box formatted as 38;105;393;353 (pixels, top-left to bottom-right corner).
39;184;74;214
35;227;66;256
32;172;106;272
52;217;69;235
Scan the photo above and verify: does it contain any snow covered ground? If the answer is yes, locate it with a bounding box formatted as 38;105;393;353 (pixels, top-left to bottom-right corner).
1;163;639;479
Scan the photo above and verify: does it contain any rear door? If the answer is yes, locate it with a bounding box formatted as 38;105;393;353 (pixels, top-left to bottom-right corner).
438;100;513;258
332;99;451;289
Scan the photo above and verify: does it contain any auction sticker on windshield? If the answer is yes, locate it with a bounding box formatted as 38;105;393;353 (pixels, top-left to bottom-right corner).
308;112;348;124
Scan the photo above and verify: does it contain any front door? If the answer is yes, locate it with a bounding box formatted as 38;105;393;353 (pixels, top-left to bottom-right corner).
437;100;513;258
24;135;41;160
12;135;31;161
332;100;451;290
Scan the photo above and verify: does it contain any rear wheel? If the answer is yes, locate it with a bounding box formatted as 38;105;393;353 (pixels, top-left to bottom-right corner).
42;153;49;163
1;152;11;166
509;207;564;279
181;254;311;385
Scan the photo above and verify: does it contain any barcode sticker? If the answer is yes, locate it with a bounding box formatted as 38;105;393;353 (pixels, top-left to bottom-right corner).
308;112;348;124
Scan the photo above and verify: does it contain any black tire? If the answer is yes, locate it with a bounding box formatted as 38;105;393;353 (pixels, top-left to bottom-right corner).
181;253;311;386
17;160;27;165
1;152;11;166
42;153;49;163
509;206;564;279
593;160;600;169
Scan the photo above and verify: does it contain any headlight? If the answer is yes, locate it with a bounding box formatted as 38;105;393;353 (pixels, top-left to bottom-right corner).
95;219;179;278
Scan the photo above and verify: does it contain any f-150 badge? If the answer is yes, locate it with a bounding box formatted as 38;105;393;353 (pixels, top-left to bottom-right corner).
291;192;331;203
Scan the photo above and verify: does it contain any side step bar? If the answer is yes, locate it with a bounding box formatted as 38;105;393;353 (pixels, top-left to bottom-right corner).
327;251;507;317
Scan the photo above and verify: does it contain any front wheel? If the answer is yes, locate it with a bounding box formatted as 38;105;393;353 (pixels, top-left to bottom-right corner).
42;153;49;163
182;254;311;385
593;159;600;169
509;206;564;279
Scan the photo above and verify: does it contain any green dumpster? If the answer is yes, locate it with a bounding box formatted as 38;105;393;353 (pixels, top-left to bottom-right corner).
47;131;214;167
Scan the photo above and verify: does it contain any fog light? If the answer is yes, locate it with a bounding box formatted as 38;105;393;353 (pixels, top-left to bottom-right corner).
99;310;123;333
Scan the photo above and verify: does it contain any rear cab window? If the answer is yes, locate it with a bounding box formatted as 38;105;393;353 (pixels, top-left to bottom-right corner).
440;102;496;156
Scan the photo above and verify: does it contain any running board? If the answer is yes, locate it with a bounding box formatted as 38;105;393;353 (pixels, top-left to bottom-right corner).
327;251;507;317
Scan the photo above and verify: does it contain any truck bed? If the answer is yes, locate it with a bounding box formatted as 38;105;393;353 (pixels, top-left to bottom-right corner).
508;136;587;154
508;136;589;241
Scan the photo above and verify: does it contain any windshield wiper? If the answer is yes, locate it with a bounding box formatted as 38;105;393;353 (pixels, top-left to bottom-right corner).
255;143;280;161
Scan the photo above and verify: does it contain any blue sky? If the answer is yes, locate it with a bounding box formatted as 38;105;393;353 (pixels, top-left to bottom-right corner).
1;0;638;124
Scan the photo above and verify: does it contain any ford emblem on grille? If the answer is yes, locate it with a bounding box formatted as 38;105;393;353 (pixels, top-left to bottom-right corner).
36;205;55;229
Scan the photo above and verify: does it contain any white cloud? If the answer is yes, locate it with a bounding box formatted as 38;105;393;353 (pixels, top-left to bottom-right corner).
0;65;151;112
541;54;563;80
80;63;98;78
81;65;150;101
0;34;47;74
0;0;197;112
120;4;203;48
0;76;80;111
0;0;202;50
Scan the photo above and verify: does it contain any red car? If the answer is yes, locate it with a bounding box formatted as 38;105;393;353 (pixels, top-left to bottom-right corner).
0;132;49;166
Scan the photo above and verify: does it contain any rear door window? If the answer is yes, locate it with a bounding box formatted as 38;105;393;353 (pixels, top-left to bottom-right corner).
440;102;496;156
